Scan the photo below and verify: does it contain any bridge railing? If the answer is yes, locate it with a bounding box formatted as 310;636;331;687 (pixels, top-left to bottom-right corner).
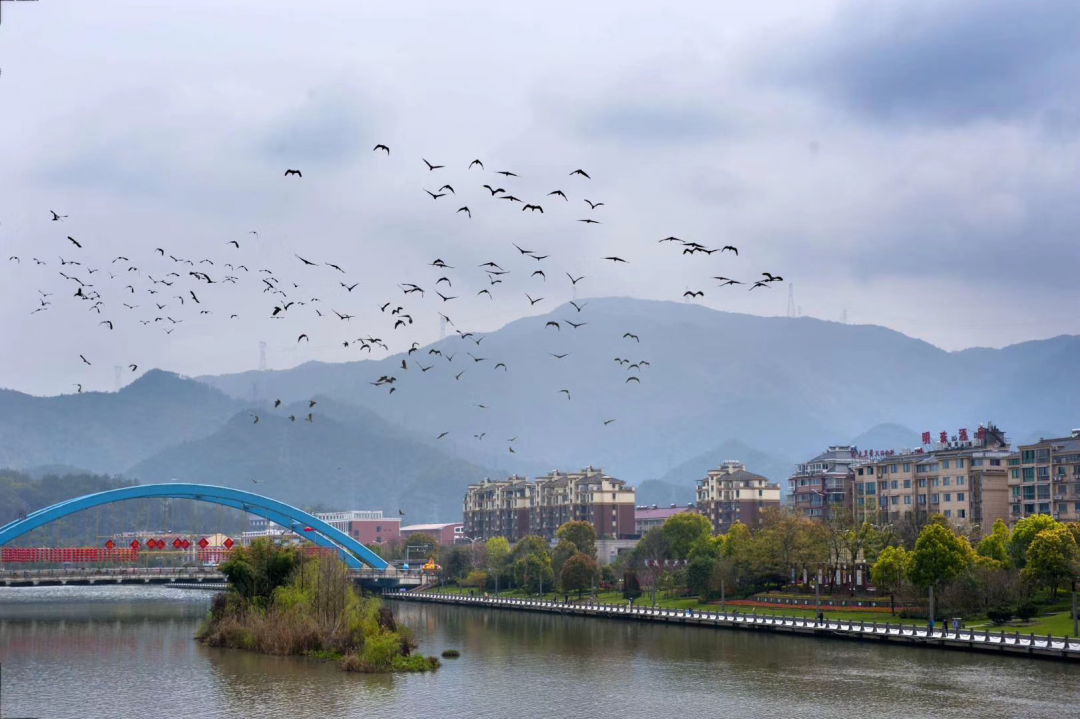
0;566;223;578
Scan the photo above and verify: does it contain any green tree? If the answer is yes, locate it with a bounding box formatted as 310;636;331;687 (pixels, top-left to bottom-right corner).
556;521;597;559
512;535;553;594
1009;515;1062;568
218;537;296;604
622;572;643;601
870;545;910;615
404;532;440;562
976;519;1011;568
686;555;715;599
552;539;578;583
907;523;974;590
485;536;511;592
560;553;600;596
441;544;474;583
1023;527;1078;597
463;570;488;591
661;512;713;561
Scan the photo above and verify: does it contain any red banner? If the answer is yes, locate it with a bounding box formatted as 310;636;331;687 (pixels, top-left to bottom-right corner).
1;547;139;563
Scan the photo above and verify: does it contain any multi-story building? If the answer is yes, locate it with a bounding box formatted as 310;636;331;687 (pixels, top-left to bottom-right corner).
695;460;781;534
401;522;464;545
634;505;694;535
789;446;860;521
532;467;637;542
854;423;1011;536
462;475;534;542
1008;430;1080;523
316;510;400;546
462;469;637;543
246;509;400;545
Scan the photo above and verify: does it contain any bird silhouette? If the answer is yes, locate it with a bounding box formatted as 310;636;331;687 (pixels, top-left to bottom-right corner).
548;190;567;200
566;320;587;329
604;419;617;425
526;294;543;305
79;355;91;366
551;353;570;359
569;301;587;312
623;333;640;342
483;185;505;195
569;169;591;178
373;144;390;154
545;321;561;330
604;256;627;263
683;290;704;298
50;210;67;221
67;236;82;248
469;159;484;169
423;159;444;171
750;281;770;290
99;320;113;330
584;199;604;209
722;246;739;255
297;334;309;343
566;273;584;285
559;389;571;400
295;254;317;266
523;204;543;213
497;170;518;177
284;169;302;177
457;206;471;218
626;376;641;383
762;272;783;282
579;219;601;224
437;431;449;439
425;190;446;200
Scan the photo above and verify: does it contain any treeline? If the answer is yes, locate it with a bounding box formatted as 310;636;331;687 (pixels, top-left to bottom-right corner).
432;509;1080;623
0;468;248;546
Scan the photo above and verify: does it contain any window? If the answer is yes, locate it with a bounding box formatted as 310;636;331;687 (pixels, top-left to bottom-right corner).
957;509;966;519
931;494;940;504
990;459;1001;466
1039;503;1051;514
891;480;898;490
956;477;965;486
1008;457;1020;466
932;478;940;487
957;492;965;502
1022;450;1035;464
1024;503;1035;514
972;459;984;467
891;464;898;473
917;495;927;505
903;496;911;505
903;479;911;489
944;510;952;518
944;494;952;502
943;477;951;487
1023;468;1035;483
857;468;864;476
903;463;911;472
376;525;381;532
864;483;876;495
942;460;951;469
890;496;898;506
957;459;965;468
1023;486;1036;500
1075;502;1080;513
918;478;927;488
1037;485;1051;500
1037;467;1050;479
1011;487;1020;497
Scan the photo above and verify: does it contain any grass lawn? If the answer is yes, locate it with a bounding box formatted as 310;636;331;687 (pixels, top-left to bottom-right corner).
965;611;1080;638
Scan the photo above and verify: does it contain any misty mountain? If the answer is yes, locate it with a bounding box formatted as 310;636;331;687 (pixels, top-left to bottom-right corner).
635;480;692;508
653;439;799;496
201;298;1080;483
0;370;244;473
125;396;497;522
849;423;920;453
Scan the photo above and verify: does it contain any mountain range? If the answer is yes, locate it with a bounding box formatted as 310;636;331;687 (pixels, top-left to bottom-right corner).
2;298;1078;519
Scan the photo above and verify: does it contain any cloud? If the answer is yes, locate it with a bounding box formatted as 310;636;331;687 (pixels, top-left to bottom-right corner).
775;0;1080;126
255;88;371;168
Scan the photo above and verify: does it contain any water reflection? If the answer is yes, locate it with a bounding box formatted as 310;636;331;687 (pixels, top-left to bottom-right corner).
1;587;1079;719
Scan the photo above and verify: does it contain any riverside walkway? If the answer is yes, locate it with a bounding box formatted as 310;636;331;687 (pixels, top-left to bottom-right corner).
388;592;1080;662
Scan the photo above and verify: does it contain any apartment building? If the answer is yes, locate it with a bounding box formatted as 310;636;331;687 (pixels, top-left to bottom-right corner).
695;460;781;534
461;475;534;542
462;469;637;543
853;423;1011;536
789;446;859;520
400;522;464;545
1008;430;1080;523
532;467;637;541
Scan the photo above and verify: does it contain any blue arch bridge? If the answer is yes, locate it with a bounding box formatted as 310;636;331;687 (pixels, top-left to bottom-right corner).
0;483;424;590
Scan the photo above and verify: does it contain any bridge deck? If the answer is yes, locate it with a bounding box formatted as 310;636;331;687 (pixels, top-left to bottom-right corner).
0;567;427;588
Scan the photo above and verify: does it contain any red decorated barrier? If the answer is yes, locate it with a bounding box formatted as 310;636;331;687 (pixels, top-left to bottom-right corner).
1;547;139;563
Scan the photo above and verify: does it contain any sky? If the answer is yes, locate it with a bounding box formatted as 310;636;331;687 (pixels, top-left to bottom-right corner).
1;0;1079;396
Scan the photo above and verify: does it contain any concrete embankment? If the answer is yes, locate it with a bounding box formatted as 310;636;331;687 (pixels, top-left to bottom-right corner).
387;592;1080;662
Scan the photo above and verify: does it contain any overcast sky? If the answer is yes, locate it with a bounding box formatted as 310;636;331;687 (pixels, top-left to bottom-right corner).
2;0;1079;396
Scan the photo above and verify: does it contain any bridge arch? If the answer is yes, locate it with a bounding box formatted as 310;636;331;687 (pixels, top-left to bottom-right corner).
0;483;388;570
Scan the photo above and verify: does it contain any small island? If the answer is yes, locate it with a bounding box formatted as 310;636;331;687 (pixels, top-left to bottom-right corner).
197;538;439;673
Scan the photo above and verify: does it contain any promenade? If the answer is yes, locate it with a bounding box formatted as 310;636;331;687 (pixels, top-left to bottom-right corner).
388;592;1080;662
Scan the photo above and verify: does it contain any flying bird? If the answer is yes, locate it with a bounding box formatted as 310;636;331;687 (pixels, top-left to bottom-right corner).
457;206;471;218
551;353;570;359
545;321;560;330
569;301;587;312
526;294;543;306
79;355;91;366
99;320;113;330
469;159;484;169
604;419;617;425
297;334;309;343
438;184;455;194
284;169;302;177
548;190;567;200
436;291;458;302
295;254;317;266
762;272;783;282
566;273;584;285
497;170;518;177
584;199;604;209
425;190;446;200
626;376;641;383
437;432;449;439
683;290;704;298
522;204;543;213
750;281;770;290
623;333;640;342
604;256;627;263
373;144;390;154
483;185;504;196
722;246;739;255
67;236;82;248
579;219;601;224
566;321;587;329
50;210;67;221
423;158;444;171
558;389;571;400
569;169;591;178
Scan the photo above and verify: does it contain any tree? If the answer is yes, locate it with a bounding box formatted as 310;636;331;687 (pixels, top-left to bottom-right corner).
870;545;909;615
720;522;756;590
218;537;296;605
463;570;488;591
1023;527;1078;598
907;523;974;591
633;527;671;606
661;512;713;561
552;539;578;582
485;536;511;593
686;555;715;599
622;572;642;601
441;544;475;583
976;519;1011;568
556;521;597;559
512;535;553;594
404;532;440;562
1009;515;1061;568
560;553;599;596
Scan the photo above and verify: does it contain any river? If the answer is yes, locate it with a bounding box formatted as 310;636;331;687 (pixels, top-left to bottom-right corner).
1;586;1079;718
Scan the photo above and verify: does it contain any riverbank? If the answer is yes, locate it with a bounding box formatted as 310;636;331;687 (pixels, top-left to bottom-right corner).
392;591;1080;662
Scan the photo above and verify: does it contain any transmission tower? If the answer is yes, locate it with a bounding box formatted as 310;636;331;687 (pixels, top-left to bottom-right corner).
259;341;267;371
841;307;849;324
786;284;796;318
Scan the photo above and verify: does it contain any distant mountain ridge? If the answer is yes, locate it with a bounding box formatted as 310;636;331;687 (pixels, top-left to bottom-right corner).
198;298;1080;483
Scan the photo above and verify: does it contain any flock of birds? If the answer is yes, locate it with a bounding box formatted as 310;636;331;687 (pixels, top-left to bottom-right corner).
10;145;783;459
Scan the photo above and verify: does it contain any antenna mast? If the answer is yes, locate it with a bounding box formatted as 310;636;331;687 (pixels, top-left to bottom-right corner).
786;283;796;318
